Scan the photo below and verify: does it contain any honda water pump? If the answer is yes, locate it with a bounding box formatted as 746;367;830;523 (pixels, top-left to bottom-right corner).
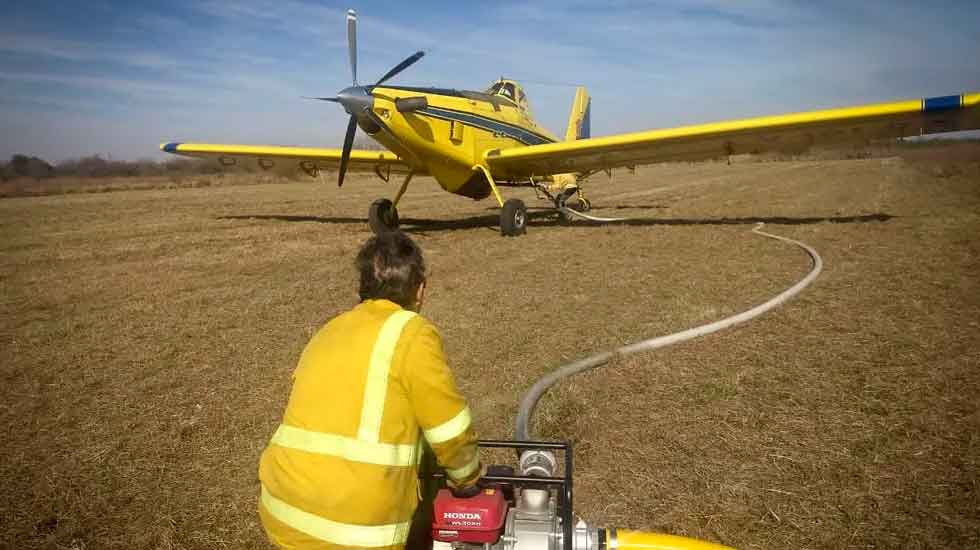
430;441;731;550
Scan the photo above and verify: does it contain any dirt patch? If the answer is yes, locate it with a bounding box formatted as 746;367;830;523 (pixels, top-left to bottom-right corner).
2;148;979;548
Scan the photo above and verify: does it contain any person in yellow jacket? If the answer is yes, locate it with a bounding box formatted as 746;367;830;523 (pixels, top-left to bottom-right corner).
258;231;481;550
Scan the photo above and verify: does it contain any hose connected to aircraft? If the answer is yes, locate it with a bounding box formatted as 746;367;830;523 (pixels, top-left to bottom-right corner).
424;219;822;550
436;221;825;550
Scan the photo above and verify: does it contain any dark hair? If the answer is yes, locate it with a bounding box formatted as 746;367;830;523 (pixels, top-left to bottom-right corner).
356;231;426;308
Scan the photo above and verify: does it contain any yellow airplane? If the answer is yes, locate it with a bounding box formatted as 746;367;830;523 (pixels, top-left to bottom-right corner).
161;9;980;237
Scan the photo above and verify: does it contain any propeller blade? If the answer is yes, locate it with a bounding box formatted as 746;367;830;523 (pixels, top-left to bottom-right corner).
347;9;358;85
338;114;358;187
374;50;425;86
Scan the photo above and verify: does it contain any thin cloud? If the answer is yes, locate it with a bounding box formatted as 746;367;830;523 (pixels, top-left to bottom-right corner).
2;71;207;100
0;31;179;69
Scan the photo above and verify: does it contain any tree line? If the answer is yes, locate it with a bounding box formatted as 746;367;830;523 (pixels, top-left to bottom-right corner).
0;153;241;182
1;137;388;182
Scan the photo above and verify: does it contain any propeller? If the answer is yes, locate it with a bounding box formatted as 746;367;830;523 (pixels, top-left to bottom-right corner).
309;9;426;186
374;50;425;87
338;113;358;187
347;9;357;86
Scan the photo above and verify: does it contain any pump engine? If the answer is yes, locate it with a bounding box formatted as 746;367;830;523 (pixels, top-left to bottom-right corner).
429;441;731;550
430;441;587;550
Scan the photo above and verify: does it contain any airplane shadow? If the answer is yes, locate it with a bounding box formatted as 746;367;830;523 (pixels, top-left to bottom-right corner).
217;210;894;233
483;203;670;211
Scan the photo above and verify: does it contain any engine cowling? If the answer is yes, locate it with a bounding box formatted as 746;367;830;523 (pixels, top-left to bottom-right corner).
432;487;508;544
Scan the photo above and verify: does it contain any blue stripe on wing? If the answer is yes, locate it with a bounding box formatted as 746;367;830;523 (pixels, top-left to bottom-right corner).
923;95;961;112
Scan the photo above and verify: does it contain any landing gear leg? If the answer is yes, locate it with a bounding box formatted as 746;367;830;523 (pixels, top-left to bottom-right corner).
392;171;414;208
368;172;413;235
474;165;526;236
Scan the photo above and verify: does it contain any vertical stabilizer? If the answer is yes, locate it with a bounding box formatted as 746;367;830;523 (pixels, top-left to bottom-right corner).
564;87;591;141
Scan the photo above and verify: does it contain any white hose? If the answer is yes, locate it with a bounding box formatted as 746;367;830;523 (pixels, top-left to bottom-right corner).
515;222;823;440
558;207;631;223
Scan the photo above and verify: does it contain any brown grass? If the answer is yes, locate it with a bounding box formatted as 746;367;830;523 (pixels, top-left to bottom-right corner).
2;144;979;549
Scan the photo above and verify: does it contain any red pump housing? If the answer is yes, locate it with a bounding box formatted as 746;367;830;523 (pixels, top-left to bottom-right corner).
431;487;508;543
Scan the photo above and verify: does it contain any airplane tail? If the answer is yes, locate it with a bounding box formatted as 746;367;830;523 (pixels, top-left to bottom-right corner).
564;86;591;141
549;86;591;197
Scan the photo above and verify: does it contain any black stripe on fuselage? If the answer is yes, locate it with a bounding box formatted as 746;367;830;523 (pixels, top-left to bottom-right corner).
416;106;555;146
379;85;555;146
380;85;510;106
378;85;469;97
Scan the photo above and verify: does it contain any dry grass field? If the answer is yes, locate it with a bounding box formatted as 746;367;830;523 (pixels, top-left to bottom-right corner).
2;145;979;549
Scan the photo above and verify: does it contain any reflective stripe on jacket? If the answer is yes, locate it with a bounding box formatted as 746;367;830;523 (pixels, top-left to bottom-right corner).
258;299;480;549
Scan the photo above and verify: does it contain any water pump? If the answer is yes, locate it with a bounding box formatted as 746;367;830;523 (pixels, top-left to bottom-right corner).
430;441;732;550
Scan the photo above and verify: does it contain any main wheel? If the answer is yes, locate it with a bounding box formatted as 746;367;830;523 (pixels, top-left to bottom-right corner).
368;198;399;234
500;198;527;236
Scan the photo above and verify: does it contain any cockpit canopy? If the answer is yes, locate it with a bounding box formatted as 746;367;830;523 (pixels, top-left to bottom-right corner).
486;79;530;113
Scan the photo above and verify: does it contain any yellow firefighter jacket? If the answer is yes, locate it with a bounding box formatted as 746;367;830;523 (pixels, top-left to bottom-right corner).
258;299;480;550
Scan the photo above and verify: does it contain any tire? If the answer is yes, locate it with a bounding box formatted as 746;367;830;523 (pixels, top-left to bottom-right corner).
500;198;527;236
368;198;399;234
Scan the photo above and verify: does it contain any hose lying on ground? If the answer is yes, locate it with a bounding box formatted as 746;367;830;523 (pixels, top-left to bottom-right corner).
515;221;823;440
558;206;632;223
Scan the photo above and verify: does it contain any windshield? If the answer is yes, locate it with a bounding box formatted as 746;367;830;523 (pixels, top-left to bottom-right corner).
486;81;516;102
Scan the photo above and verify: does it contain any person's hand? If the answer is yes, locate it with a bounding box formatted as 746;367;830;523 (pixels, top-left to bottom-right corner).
450;483;481;498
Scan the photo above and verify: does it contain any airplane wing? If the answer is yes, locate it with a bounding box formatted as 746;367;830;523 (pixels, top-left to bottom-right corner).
160;142;413;176
484;93;980;179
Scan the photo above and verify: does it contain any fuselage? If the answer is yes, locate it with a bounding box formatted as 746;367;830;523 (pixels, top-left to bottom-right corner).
358;81;562;199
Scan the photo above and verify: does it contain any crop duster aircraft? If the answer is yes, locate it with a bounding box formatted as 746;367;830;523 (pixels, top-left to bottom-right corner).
162;9;980;236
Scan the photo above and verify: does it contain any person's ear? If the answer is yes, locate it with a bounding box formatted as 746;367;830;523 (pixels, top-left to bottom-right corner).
414;279;426;311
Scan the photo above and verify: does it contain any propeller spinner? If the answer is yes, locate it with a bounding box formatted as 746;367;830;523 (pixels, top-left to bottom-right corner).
311;9;425;187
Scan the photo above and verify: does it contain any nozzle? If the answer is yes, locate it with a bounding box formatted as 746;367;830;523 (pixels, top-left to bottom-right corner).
596;529;734;550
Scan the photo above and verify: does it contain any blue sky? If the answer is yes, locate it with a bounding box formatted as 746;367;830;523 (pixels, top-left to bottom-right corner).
1;0;978;162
